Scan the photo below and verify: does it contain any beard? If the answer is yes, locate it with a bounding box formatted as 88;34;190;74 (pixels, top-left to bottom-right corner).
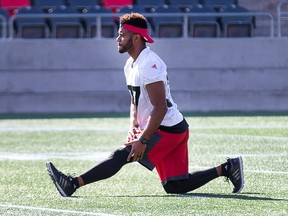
118;38;133;54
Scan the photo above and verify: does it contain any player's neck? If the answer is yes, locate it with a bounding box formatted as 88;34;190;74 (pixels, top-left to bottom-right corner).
129;44;146;62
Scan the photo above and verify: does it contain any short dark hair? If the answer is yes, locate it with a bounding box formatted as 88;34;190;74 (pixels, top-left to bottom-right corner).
119;13;148;29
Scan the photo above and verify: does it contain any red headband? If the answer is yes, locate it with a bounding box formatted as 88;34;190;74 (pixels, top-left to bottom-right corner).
123;24;154;43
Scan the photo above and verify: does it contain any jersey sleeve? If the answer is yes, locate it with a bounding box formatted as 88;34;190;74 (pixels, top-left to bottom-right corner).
140;59;167;86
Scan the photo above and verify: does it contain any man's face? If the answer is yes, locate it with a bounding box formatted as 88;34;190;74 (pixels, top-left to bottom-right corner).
116;26;134;54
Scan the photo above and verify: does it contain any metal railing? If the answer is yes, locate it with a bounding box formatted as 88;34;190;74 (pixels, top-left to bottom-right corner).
277;0;288;37
3;11;275;39
0;14;7;39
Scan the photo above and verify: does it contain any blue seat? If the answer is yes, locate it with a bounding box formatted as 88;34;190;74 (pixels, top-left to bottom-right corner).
117;5;146;14
81;7;116;38
187;4;220;37
152;5;184;38
14;6;50;38
201;0;237;11
169;0;199;11
134;0;167;12
221;4;254;37
31;0;66;12
66;0;101;10
48;7;84;38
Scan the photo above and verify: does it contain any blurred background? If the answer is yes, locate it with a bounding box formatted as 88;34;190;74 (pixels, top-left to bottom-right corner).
0;0;287;114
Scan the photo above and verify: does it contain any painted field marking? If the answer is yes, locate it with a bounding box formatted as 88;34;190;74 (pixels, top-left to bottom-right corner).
0;152;110;161
0;126;126;132
191;133;288;141
0;204;117;216
0;124;288;132
190;165;288;175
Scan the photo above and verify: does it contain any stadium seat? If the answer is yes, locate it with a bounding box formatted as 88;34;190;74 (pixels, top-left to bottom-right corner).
14;6;49;39
0;8;8;38
201;0;237;11
168;0;199;11
152;5;184;38
221;4;254;37
31;0;66;12
117;5;146;14
48;7;84;38
81;6;116;38
187;4;220;37
134;0;167;12
66;0;102;10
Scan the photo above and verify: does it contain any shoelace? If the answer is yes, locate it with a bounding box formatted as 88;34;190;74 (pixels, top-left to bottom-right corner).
66;173;76;178
66;173;77;189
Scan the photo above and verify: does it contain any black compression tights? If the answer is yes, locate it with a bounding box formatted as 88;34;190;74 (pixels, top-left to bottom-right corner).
80;147;219;194
80;148;131;185
163;168;219;194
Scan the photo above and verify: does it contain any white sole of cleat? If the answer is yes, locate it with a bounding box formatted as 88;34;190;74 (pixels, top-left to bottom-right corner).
234;156;244;193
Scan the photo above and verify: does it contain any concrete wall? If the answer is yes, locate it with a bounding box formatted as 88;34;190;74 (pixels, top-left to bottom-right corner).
0;38;288;113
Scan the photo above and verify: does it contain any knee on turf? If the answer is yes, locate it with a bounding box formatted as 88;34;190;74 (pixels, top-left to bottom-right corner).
163;181;188;194
163;182;179;194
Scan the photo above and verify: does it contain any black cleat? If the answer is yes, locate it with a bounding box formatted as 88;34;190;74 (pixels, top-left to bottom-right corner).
226;156;244;193
46;162;76;197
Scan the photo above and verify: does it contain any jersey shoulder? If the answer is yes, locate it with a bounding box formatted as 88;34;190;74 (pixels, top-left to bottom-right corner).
139;49;167;79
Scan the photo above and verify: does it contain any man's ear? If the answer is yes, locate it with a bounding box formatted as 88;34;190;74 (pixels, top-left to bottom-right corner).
134;34;141;42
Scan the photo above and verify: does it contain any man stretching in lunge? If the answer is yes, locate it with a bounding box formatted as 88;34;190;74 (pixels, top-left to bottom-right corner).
46;13;244;197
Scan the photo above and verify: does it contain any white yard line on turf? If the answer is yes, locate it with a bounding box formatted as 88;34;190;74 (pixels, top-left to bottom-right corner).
245;170;288;174
0;126;126;132
191;133;288;141
0;152;111;161
1;125;288;132
189;166;288;175
0;204;117;216
190;125;288;129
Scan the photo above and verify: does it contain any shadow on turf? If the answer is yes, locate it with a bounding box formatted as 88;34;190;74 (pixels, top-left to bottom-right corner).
177;193;287;201
102;193;287;202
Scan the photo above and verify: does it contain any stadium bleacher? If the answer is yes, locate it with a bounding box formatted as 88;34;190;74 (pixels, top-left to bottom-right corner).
0;0;287;115
0;0;285;39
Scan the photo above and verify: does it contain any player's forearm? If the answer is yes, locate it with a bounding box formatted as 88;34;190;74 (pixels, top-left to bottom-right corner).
129;103;139;128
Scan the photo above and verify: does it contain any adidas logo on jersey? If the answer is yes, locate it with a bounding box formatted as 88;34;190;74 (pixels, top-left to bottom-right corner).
151;64;157;69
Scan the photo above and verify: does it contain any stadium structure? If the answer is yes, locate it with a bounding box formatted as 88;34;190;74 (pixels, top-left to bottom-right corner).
0;0;287;114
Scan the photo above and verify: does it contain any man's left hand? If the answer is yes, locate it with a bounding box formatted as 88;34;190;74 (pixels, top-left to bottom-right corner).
125;140;147;162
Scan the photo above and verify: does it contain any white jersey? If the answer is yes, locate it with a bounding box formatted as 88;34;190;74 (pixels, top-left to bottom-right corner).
124;47;183;130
